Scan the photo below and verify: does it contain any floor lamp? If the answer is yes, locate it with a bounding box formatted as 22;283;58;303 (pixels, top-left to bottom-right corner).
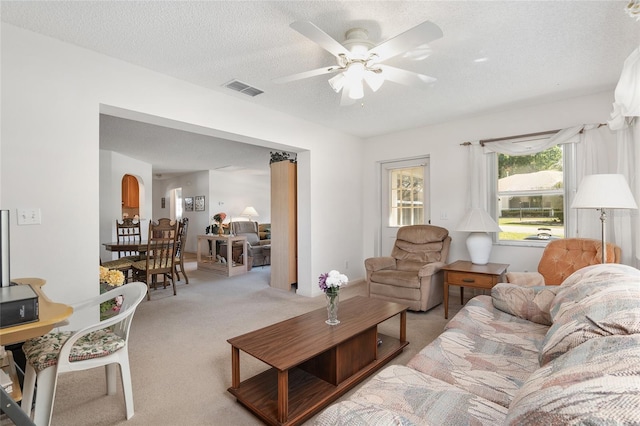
571;174;638;263
456;207;502;265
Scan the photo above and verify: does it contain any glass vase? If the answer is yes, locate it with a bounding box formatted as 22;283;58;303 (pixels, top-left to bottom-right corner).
326;291;340;325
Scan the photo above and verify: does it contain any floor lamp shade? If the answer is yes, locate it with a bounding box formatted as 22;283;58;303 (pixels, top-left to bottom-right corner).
456;208;502;265
571;174;638;263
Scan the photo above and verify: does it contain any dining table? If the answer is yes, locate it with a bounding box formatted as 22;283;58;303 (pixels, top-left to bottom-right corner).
102;241;148;254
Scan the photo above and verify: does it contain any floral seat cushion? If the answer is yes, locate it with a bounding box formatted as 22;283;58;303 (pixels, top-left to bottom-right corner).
131;259;172;270
101;258;134;270
23;330;125;373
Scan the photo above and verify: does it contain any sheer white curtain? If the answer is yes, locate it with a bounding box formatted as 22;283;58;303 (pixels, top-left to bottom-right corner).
483;126;583;156
466;127;581;221
575;125;616;240
606;46;640;265
466;142;489;211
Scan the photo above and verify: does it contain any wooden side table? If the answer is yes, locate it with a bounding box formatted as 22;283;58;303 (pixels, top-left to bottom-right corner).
442;260;509;319
197;235;248;277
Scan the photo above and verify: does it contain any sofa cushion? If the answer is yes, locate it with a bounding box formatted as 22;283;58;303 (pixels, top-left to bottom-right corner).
390;225;448;267
445;296;549;352
314;365;507;425
507;334;640;425
491;283;559;326
540;263;640;366
369;270;420;288
407;327;541;407
258;223;270;240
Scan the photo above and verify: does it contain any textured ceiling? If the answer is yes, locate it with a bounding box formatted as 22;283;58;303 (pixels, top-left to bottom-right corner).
2;1;639;175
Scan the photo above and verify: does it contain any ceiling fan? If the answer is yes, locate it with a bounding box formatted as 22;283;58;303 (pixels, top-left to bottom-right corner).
274;20;443;105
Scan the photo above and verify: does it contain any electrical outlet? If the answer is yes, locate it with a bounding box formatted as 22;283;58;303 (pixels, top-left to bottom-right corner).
345;260;349;270
440;210;448;220
17;208;41;225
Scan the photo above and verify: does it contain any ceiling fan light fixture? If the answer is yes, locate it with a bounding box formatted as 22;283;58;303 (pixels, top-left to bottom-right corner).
328;73;345;93
364;70;385;92
348;78;364;100
345;62;366;80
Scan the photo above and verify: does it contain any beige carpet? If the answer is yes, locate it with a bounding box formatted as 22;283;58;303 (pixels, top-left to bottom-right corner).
34;257;465;426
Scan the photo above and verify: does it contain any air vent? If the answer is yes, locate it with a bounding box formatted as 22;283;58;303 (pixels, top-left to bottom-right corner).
223;79;264;97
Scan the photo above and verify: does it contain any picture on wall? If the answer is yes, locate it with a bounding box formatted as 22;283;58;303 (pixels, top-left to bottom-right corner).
184;197;194;211
195;195;205;211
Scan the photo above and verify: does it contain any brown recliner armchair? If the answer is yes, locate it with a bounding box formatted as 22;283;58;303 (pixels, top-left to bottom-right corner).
506;238;621;286
365;225;451;312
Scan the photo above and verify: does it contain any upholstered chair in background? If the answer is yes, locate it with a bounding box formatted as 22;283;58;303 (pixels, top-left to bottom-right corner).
506;238;621;286
365;225;451;312
219;221;271;267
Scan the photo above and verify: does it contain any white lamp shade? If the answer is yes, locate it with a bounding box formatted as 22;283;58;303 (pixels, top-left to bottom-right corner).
572;174;638;209
241;206;259;217
456;208;502;232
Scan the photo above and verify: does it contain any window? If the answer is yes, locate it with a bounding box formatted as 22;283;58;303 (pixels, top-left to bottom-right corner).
488;140;576;244
496;145;564;241
389;166;424;226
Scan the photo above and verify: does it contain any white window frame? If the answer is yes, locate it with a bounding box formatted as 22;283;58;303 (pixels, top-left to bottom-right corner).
487;142;577;247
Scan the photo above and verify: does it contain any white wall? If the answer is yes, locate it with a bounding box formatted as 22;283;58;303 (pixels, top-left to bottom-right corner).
363;91;618;273
206;170;271;230
152;171;209;253
1;24;363;324
99;150;152;262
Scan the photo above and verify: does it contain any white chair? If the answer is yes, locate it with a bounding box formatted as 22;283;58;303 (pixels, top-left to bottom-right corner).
21;282;147;426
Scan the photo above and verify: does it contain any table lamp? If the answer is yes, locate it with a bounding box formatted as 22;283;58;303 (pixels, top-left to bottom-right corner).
456;207;502;265
241;206;259;222
571;174;637;263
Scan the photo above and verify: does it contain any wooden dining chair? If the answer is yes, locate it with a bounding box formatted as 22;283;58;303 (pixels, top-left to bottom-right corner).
174;218;189;284
101;218;142;282
115;218;142;260
131;218;179;300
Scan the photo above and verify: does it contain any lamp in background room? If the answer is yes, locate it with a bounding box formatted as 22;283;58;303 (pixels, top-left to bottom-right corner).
571;174;637;263
241;206;259;223
456;207;502;265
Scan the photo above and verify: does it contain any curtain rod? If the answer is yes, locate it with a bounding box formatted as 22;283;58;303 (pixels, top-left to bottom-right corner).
459;123;607;146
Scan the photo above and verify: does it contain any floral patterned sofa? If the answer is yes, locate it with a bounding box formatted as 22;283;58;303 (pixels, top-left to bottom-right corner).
314;263;640;425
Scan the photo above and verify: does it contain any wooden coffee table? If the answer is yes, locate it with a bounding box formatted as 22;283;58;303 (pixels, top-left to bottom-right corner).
227;296;408;425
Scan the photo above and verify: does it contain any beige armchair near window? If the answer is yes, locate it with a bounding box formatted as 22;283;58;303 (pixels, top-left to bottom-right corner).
506;238;622;286
365;225;451;312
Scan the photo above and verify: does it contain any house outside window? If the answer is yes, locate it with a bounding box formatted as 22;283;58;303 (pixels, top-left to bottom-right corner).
497;146;564;241
486;134;578;246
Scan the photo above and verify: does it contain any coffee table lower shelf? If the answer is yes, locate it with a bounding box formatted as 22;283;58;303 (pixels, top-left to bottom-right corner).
228;334;407;426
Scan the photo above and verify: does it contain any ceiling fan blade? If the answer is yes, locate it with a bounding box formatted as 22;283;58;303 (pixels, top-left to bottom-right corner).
273;66;341;84
369;21;443;63
290;21;351;58
379;65;437;87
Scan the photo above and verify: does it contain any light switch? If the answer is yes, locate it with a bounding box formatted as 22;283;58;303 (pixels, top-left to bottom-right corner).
17;208;41;225
440;210;448;220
